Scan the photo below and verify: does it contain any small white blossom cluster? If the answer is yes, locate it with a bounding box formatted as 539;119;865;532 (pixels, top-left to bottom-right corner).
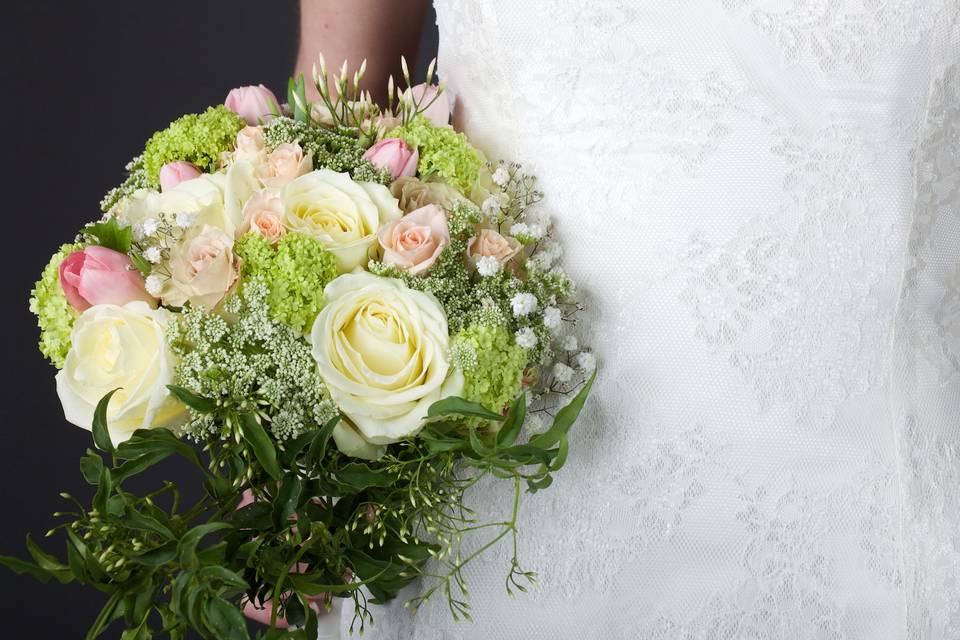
169;278;336;440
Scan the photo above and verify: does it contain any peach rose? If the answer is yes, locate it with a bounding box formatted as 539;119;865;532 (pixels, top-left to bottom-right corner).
161;224;238;309
235;126;265;156
256;143;312;188
467;229;522;267
377;204;449;275
237;191;286;243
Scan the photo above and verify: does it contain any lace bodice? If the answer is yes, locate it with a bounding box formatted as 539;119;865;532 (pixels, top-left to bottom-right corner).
355;2;960;638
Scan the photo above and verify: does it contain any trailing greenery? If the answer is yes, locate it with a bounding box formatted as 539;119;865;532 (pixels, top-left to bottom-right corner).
0;372;595;639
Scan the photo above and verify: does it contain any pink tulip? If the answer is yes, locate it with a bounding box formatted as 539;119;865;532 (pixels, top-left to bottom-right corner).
159;161;202;192
406;83;450;126
59;246;156;311
224;84;280;125
363;138;418;180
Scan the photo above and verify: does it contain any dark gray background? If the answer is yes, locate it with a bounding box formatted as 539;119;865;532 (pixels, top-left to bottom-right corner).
3;1;437;636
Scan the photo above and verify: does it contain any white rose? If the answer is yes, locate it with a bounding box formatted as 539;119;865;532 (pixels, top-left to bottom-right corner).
310;272;464;448
116;161;256;238
283;170;402;272
55;302;185;444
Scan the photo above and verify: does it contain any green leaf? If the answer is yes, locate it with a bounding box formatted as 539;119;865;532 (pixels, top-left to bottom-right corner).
129;252;152;277
529;369;597;449
130;541;178;567
496;393;527;448
305;416;340;466
124;507;175;540
92;389;121;453
166;385;218;414
239;413;281;482
0;555;57;583
202;596;250;640
468;427;494;457
179;523;232;568
335;463;396;491
198;565;248;590
116;429;205;472
426;396;505;422
80;450;104;484
231;501;272;530
66;528;107;583
272;473;302;530
26;534;71;576
287;74;309;123
92;459;112;514
284;594;306;628
85;217;133;253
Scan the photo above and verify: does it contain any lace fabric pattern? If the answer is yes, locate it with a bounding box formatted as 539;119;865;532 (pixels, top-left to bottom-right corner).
356;2;960;638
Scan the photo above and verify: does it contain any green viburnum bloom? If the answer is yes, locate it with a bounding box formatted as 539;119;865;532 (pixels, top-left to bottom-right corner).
452;323;528;418
235;232;338;334
387;116;482;193
30;243;82;368
141;105;245;188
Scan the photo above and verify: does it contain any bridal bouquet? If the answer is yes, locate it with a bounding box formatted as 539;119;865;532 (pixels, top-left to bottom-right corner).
5;58;594;639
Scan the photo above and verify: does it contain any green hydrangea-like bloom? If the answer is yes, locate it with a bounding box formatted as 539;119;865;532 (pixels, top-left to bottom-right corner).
387;116;482;193
29;244;82;367
452;324;528;417
235;232;338;334
141;106;245;188
262;117;391;184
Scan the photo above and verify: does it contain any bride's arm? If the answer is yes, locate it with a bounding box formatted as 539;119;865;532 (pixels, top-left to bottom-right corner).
294;0;431;103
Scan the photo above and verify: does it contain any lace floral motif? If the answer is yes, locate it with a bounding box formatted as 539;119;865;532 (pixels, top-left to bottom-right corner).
720;0;948;75
680;124;899;429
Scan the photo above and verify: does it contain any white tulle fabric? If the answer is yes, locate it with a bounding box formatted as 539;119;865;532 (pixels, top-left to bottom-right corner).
353;2;960;638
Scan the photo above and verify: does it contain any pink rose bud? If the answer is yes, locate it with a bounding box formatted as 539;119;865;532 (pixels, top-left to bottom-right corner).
363;138;419;181
224;84;280;125
406;83;450;126
158;161;202;192
59;246;156;311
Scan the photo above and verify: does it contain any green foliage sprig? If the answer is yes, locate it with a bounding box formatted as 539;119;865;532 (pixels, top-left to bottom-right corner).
1;370;595;639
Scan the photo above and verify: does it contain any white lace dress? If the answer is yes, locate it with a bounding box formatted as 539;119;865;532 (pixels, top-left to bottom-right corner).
353;2;960;638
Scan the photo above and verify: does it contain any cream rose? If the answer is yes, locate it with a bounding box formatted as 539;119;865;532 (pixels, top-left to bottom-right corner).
310;272;464;448
237;190;286;243
467;229;522;267
283;170;401;272
117;160;256;238
256;143;312;188
161;224;238;309
55;302;185;444
390;176;465;213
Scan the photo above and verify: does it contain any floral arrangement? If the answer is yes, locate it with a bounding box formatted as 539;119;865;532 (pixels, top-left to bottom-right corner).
5;58;595;640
